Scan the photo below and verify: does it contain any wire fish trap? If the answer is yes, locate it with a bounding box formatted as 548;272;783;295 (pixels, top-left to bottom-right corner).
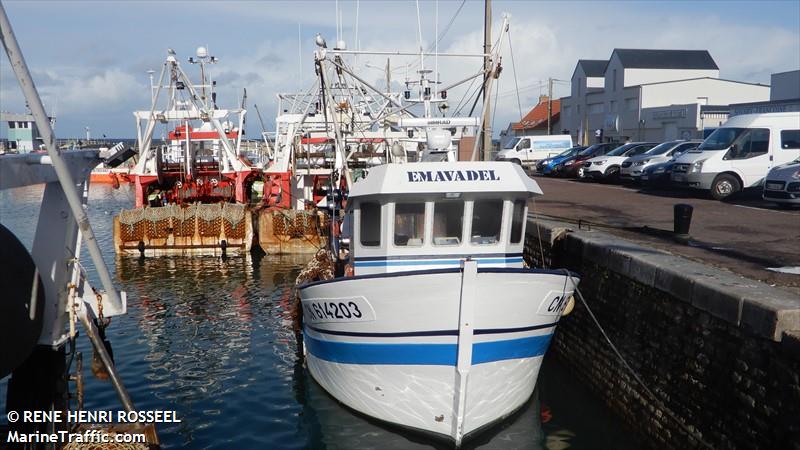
196;204;223;237
118;209;147;242
143;205;178;239
173;205;197;237
222;203;247;239
273;211;324;238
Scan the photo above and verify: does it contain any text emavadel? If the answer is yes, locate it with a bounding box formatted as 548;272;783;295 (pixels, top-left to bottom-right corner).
406;170;500;182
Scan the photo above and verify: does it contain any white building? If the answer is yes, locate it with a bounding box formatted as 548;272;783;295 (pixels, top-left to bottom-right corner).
561;49;771;143
730;70;800;117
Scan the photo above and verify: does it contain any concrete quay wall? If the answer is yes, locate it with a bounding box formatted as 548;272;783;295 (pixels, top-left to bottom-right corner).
524;218;800;449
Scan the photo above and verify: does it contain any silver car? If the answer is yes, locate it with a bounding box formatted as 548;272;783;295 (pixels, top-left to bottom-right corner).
620;140;701;181
762;157;800;207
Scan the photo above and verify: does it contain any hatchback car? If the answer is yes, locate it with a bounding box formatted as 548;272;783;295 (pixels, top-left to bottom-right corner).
762;157;800;208
537;146;586;174
620;140;701;182
556;143;618;178
583;142;658;181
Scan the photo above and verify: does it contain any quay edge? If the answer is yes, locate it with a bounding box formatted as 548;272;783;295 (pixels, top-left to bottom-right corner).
524;217;800;449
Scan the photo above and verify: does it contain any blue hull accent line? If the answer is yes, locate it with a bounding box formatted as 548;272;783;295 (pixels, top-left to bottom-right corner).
304;331;554;366
354;257;524;268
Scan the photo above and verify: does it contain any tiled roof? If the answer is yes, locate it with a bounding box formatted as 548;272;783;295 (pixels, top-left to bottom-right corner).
511;99;560;131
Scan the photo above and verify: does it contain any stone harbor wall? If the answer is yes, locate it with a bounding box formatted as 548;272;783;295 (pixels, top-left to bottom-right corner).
524;218;800;450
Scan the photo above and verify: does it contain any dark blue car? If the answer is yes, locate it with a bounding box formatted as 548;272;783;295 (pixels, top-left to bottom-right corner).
538;146;586;175
641;160;676;188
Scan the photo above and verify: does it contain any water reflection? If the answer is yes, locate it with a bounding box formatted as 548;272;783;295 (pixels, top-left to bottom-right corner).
2;183;640;449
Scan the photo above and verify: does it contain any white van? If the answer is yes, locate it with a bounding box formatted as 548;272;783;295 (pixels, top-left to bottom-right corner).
671;112;800;200
495;135;574;166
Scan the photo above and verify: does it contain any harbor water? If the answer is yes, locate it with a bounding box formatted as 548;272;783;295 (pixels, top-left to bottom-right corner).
1;184;640;449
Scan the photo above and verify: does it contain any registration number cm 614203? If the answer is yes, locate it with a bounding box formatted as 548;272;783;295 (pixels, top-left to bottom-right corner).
302;296;376;324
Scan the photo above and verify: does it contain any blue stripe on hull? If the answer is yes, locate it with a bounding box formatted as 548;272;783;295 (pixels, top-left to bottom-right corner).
354;257;524;268
304;332;553;366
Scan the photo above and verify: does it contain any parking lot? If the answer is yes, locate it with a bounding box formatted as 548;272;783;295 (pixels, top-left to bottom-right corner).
528;174;800;294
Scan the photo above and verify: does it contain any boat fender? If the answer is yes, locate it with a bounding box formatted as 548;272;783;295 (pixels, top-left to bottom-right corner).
0;224;45;379
344;263;354;277
562;295;575;316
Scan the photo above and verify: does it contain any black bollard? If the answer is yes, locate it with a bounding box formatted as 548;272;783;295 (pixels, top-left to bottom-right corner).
220;239;228;259
673;204;693;236
137;240;145;258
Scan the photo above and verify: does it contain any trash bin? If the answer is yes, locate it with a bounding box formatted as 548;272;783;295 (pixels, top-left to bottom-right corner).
673;204;693;236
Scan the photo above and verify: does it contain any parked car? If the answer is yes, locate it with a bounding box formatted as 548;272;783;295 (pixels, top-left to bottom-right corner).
495;135;574;167
537;146;586;174
762;157;800;208
672;112;800;200
641;160;678;188
620;140;701;182
555;143;618;178
583;142;658;181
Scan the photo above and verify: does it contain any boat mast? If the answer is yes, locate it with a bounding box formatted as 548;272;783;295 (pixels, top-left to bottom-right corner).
0;2;123;313
481;0;492;161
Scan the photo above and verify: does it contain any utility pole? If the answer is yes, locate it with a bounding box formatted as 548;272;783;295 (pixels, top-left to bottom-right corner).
481;0;492;161
547;77;553;135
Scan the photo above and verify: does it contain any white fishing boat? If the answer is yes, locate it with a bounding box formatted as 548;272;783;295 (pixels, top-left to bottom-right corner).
297;161;579;445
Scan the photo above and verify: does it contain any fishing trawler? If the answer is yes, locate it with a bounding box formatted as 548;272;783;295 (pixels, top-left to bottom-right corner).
295;22;580;445
298;161;579;445
257;29;487;255
113;47;261;256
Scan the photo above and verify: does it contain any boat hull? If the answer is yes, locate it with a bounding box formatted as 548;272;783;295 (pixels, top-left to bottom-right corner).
299;266;577;444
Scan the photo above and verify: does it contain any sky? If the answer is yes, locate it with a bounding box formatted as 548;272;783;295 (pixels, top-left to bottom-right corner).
0;0;798;139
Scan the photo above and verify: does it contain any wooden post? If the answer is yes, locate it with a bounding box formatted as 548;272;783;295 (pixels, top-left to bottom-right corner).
481;0;492;161
547;77;553;135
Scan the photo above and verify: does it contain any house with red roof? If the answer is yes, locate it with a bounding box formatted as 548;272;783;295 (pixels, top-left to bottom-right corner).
500;95;562;146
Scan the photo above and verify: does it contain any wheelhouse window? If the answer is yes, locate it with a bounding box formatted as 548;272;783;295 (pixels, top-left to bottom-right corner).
433;201;464;246
394;203;425;246
471;199;503;245
359;202;381;247
509;200;526;244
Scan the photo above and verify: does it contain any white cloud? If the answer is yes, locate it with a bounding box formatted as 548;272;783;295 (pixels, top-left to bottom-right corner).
1;1;797;137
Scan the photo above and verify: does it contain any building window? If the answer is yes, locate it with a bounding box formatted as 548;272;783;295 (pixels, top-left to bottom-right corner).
613;69;617;91
433;201;464;246
8;121;15;129
563;106;571;117
626;98;638;111
471;199;503;245
589;103;604;114
359;202;381;247
394;203;425;246
610;101;618;113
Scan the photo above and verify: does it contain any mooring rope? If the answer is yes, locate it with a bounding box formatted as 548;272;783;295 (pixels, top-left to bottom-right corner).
564;271;714;449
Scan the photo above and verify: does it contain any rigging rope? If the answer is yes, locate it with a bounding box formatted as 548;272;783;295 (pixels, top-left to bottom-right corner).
507;27;523;121
564;271;715;450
